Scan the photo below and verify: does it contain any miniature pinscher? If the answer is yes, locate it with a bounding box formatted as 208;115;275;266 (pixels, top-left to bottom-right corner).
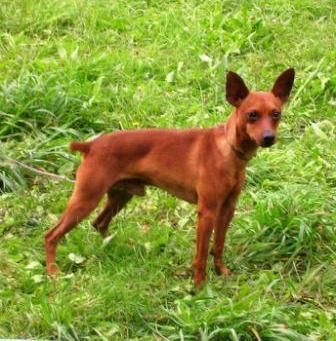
45;69;295;287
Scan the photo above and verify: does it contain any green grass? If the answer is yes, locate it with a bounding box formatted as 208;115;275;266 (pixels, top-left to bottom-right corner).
1;0;336;339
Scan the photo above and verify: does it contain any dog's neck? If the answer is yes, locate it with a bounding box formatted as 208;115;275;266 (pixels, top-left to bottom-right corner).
219;111;258;162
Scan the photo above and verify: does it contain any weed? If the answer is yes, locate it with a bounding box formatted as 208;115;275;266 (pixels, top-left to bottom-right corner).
0;0;335;339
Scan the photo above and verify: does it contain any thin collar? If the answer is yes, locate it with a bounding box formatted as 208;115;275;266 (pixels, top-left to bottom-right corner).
229;143;249;161
220;124;250;162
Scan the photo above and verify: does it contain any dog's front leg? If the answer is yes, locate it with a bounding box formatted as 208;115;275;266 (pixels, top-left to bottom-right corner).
212;185;242;276
193;201;218;287
212;201;236;276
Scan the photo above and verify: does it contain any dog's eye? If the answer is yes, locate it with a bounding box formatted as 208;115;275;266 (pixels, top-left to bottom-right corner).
247;111;259;122
271;111;281;120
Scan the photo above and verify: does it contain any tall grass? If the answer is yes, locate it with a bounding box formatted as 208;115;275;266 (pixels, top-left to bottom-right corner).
0;0;335;339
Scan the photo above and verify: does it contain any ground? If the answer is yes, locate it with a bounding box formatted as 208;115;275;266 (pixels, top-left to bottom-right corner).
0;0;336;339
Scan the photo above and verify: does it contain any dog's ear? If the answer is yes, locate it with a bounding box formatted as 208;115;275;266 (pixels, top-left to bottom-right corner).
226;71;249;107
271;68;295;103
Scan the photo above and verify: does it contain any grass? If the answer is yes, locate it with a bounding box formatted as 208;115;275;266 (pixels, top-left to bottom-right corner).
0;0;336;339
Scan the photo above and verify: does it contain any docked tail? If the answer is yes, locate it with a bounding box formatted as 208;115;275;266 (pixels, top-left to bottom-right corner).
70;141;91;155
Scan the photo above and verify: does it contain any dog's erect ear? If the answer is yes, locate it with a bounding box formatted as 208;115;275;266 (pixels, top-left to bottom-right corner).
226;71;249;107
271;68;295;103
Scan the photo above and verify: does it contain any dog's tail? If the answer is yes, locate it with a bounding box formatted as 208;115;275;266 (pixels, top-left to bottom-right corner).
70;141;91;155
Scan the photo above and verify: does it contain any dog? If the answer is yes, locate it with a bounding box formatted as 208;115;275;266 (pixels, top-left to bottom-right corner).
45;68;295;287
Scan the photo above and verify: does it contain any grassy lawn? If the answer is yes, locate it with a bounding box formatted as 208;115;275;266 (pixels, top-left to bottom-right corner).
1;0;336;339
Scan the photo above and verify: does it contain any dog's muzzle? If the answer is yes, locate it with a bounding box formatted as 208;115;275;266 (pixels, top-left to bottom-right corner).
261;132;275;147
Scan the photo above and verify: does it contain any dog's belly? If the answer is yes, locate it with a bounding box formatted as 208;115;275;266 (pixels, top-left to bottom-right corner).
154;181;198;204
113;177;197;203
131;161;199;204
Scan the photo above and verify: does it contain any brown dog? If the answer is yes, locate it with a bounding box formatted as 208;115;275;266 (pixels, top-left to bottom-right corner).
45;69;295;287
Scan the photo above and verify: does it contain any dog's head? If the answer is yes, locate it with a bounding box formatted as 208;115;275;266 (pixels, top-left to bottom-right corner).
226;69;295;148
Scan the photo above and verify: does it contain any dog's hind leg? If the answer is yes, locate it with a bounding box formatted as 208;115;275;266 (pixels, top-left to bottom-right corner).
92;190;133;237
92;180;146;237
45;165;113;275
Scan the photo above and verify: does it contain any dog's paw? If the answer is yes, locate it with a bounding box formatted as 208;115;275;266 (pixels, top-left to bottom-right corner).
193;270;207;289
215;264;233;277
46;263;59;277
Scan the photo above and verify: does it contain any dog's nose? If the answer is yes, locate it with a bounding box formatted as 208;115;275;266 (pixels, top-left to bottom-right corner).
262;132;275;147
